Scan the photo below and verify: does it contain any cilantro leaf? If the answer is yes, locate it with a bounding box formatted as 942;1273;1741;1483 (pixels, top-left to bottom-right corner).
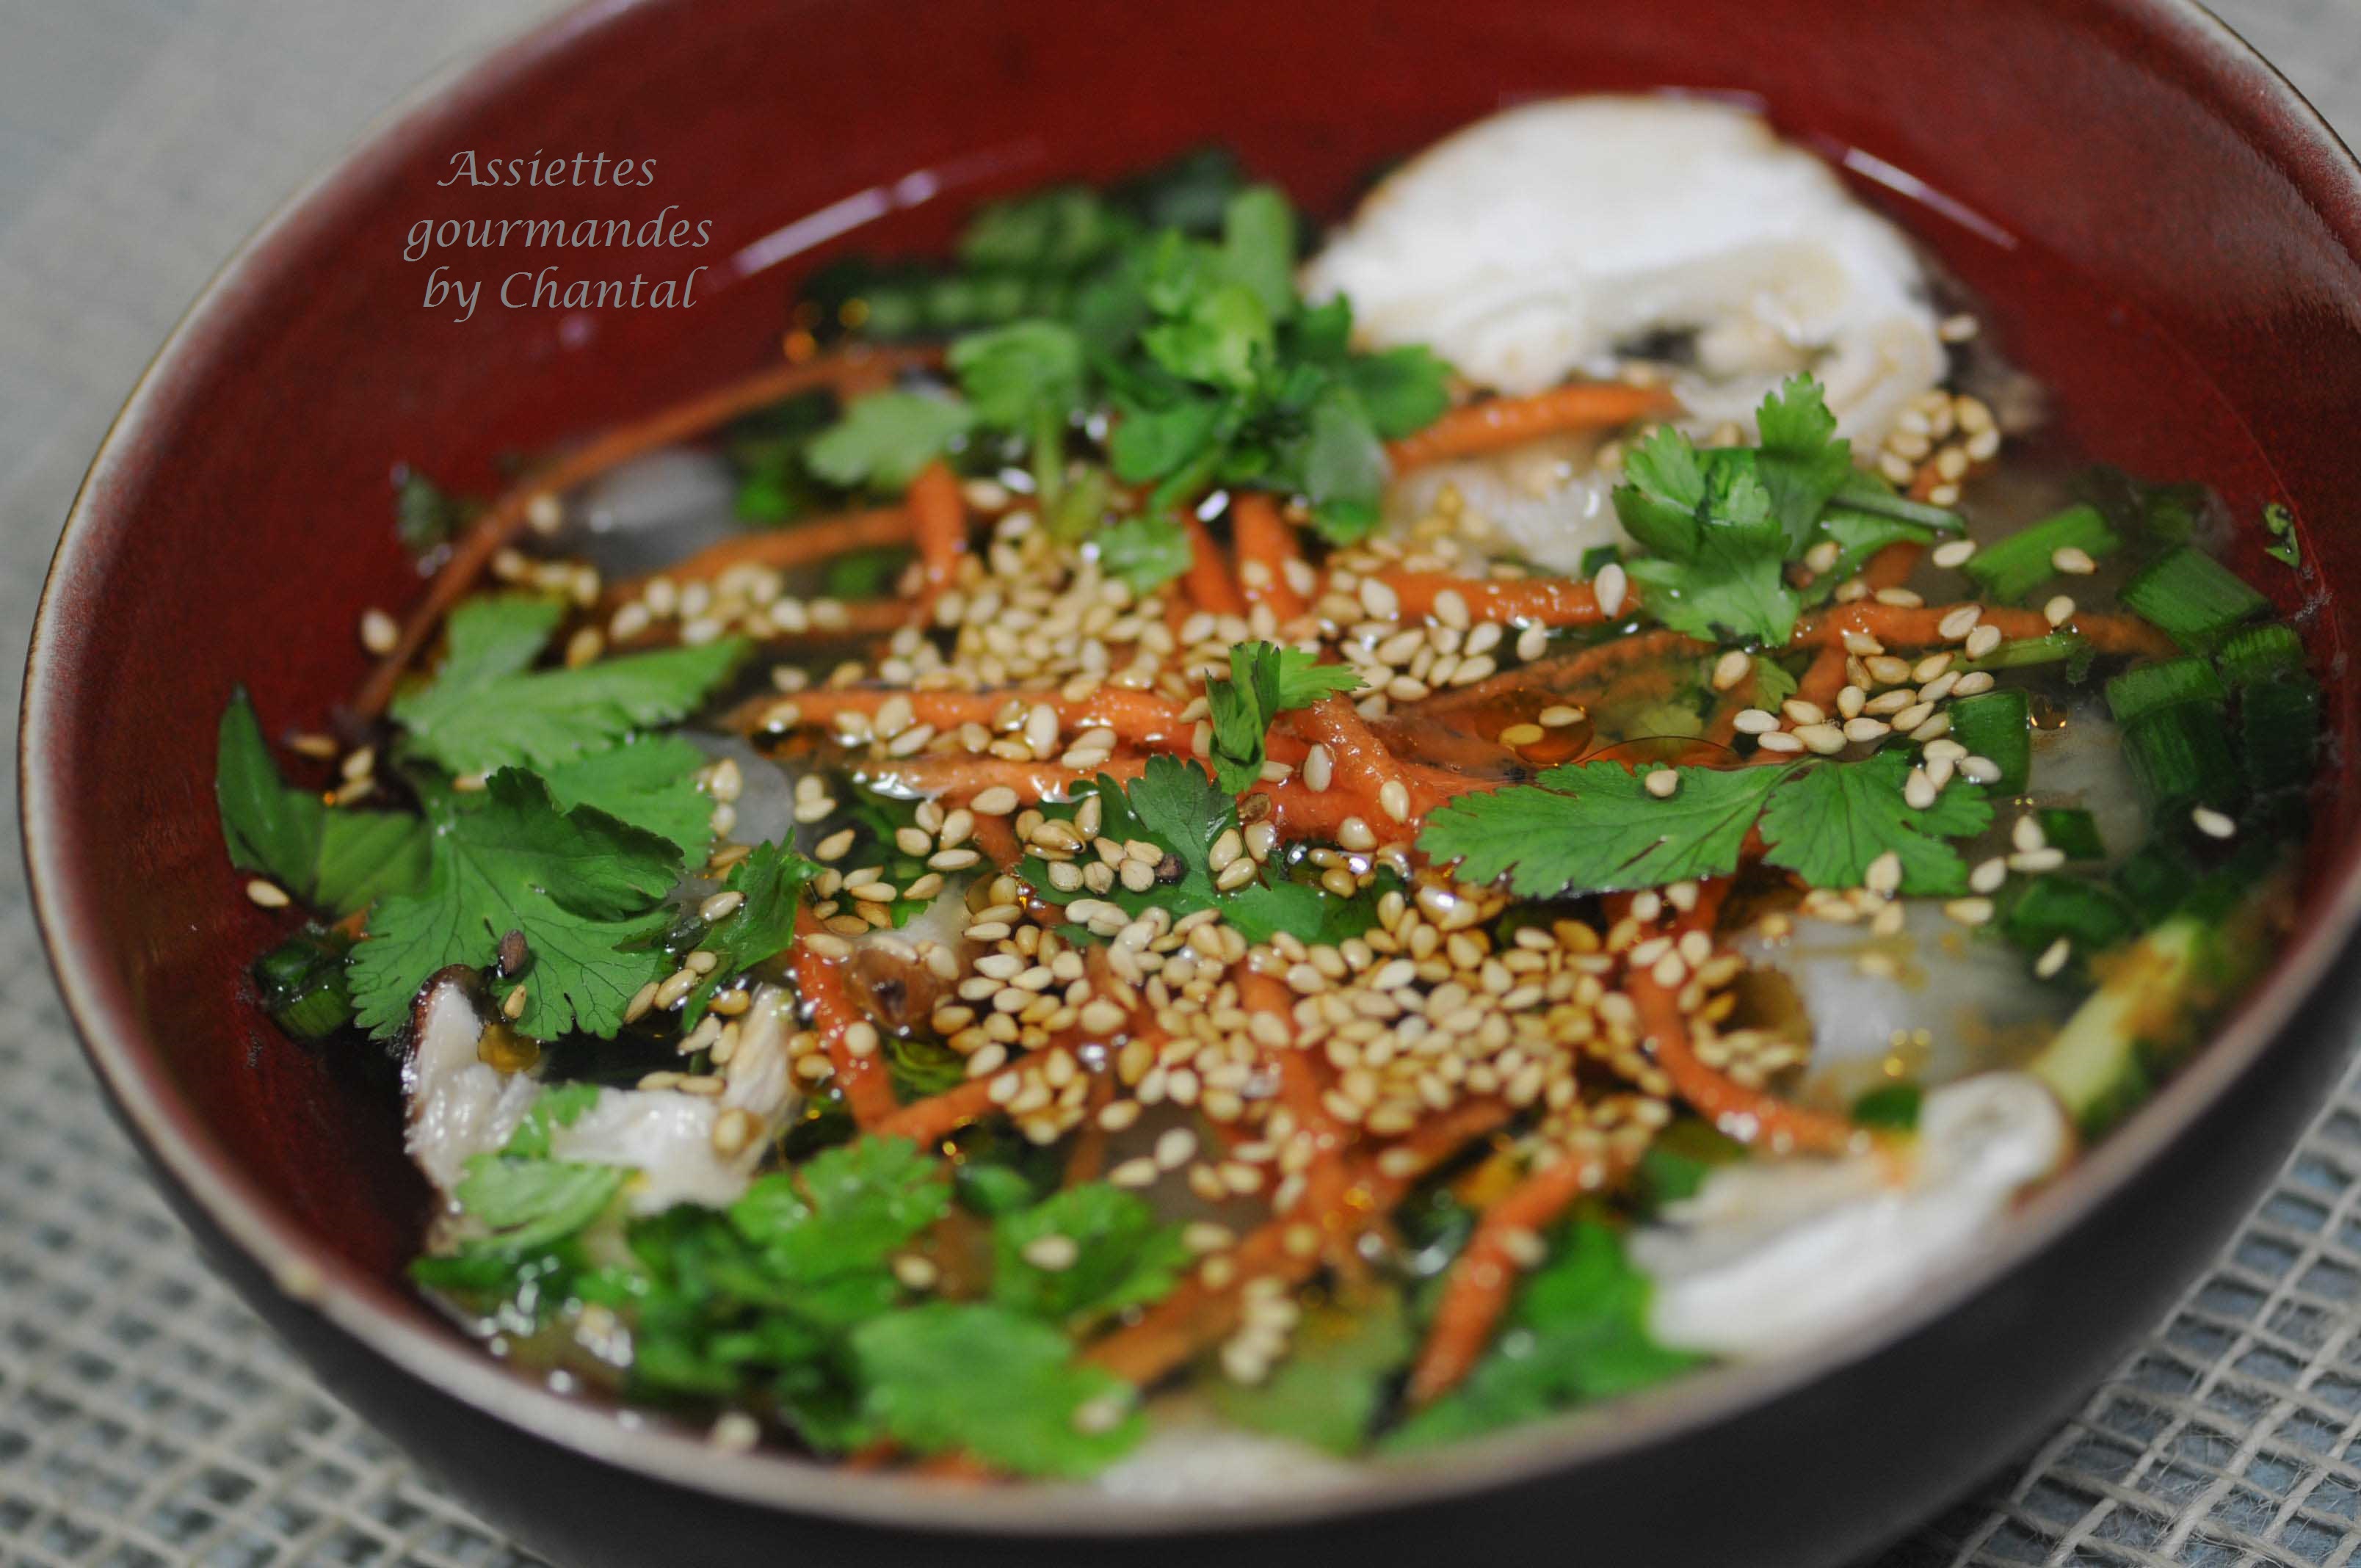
1752;374;1857;553
949;319;1087;428
1388;1220;1698;1449
217;687;324;888
1346;345;1453;440
391;596;747;775
1221;872;1388;947
992;1184;1190;1325
1757;749;1990;896
1210;1290;1412;1454
537;735;714;860
1119;755;1230;907
852;1303;1142;1476
1094;513;1192;592
1294;382;1389;542
1206;642;1363;794
1109;393;1227;484
216;689;429;918
451;1154;623;1255
680;841;818;1024
1625;537;1802;646
730;1137;950;1282
805;391;975;488
347;769;683;1039
1214;186;1298;319
501;1080;603;1159
1420;762;1782;897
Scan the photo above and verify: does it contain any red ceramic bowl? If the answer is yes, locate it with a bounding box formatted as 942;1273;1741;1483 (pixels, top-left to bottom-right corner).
25;1;2361;1564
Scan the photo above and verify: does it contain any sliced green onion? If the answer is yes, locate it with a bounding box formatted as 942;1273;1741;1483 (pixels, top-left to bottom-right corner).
1832;471;1964;531
2122;700;2241;813
1849;1083;1923;1130
1999;873;2139;959
251;927;355;1041
2037;807;2107;861
1947;689;2032;794
1962;631;2095;675
2104;657;2226;725
2119;545;2269;653
1816;509;1938;580
2114;838;2198;911
2243;678;2322;796
2216;622;2307;687
1962;504;2121;602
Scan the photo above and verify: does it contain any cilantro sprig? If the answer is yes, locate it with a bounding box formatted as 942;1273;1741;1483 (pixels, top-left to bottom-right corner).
1205;641;1364;794
1421;752;1991;899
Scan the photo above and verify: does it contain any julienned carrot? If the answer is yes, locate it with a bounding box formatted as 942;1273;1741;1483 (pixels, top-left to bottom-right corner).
1086;1098;1515;1389
1676;670;1758;766
352;344;938;716
1796;600;2175;660
1288;695;1412;804
1182;513;1248;617
1412;628;1708;715
969;810;1023;869
1375;570;1619;629
1859;541;1926;592
1385;382;1678;471
1633;970;1863;1155
1794;645;1851;710
860;754;1150;800
792;909;899;1129
603;507;913;607
1407;1142;1628;1404
1233;493;1312;620
907;460;968;614
873;1067;1020;1145
751;685;1194;747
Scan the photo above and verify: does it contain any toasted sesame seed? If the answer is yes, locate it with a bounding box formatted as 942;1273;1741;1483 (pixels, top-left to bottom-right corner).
2192;806;2237;840
1595;562;1628;618
2012;815;2048;854
1756;731;1805;754
1379;780;1412;822
698;890;745;923
1712;650;1752;691
358;607;399;655
1733;708;1780;735
1962;624;2003;660
244;878;290;909
1952;671;1995;696
1642;769;1680;799
1970;857;2009;894
1794;723;1849;755
1499;722;1545;748
1021;1235;1080;1271
1904;768;1937;810
2044;595;2076;628
1937;605;1983;641
2011;846;2067;873
2035;937;2072;979
1843;716;1891;744
971;785;1020;816
1865;851;1904;896
1539;704;1585;728
1932;539;1978;570
1944;897;1995;926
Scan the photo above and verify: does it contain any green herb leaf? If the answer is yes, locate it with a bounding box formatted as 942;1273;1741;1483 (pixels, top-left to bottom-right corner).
1387;1220;1697;1449
1346;346;1454;440
992;1183;1190;1325
1095;513;1192;592
730;1136;951;1280
217;689;430;918
347;769;683;1039
1757;749;1990;896
805;391;976;489
537;735;714;860
1420;762;1782;897
852;1303;1142;1476
681;841;818;1024
1209;1290;1413;1454
391;596;747;776
1205;642;1364;794
1752;374;1857;553
452;1155;623;1255
949;319;1087;428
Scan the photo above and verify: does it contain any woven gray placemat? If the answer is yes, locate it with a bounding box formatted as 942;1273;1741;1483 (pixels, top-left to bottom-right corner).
7;3;2361;1563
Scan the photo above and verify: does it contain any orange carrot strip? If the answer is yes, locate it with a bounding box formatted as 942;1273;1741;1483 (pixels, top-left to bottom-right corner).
1411;629;1708;716
1232;493;1311;620
873;1069;1019;1146
1386;382;1678;471
353;344;937;716
793;910;899;1129
750;686;1193;748
858;754;1149;800
1794;645;1851;710
1181;512;1248;617
1633;970;1862;1155
1406;1143;1631;1404
907;460;968;615
1859;541;1926;592
1375;570;1618;629
603;507;912;606
1087;1098;1515;1388
1796;600;2175;659
1288;695;1412;805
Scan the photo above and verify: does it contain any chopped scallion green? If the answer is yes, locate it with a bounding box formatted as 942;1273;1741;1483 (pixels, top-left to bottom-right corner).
1962;504;2120;602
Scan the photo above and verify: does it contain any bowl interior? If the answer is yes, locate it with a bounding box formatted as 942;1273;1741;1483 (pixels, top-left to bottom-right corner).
25;0;2361;1517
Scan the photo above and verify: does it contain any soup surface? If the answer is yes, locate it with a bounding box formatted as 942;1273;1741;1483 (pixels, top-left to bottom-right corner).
216;96;2319;1485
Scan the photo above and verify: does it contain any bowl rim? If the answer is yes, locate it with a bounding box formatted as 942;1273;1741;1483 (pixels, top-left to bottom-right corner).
23;0;2361;1538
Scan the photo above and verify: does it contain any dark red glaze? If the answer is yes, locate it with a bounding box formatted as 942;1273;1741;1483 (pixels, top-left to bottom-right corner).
25;2;2361;1564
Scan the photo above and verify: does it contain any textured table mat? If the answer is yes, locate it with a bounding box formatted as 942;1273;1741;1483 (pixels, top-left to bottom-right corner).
8;2;2361;1563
